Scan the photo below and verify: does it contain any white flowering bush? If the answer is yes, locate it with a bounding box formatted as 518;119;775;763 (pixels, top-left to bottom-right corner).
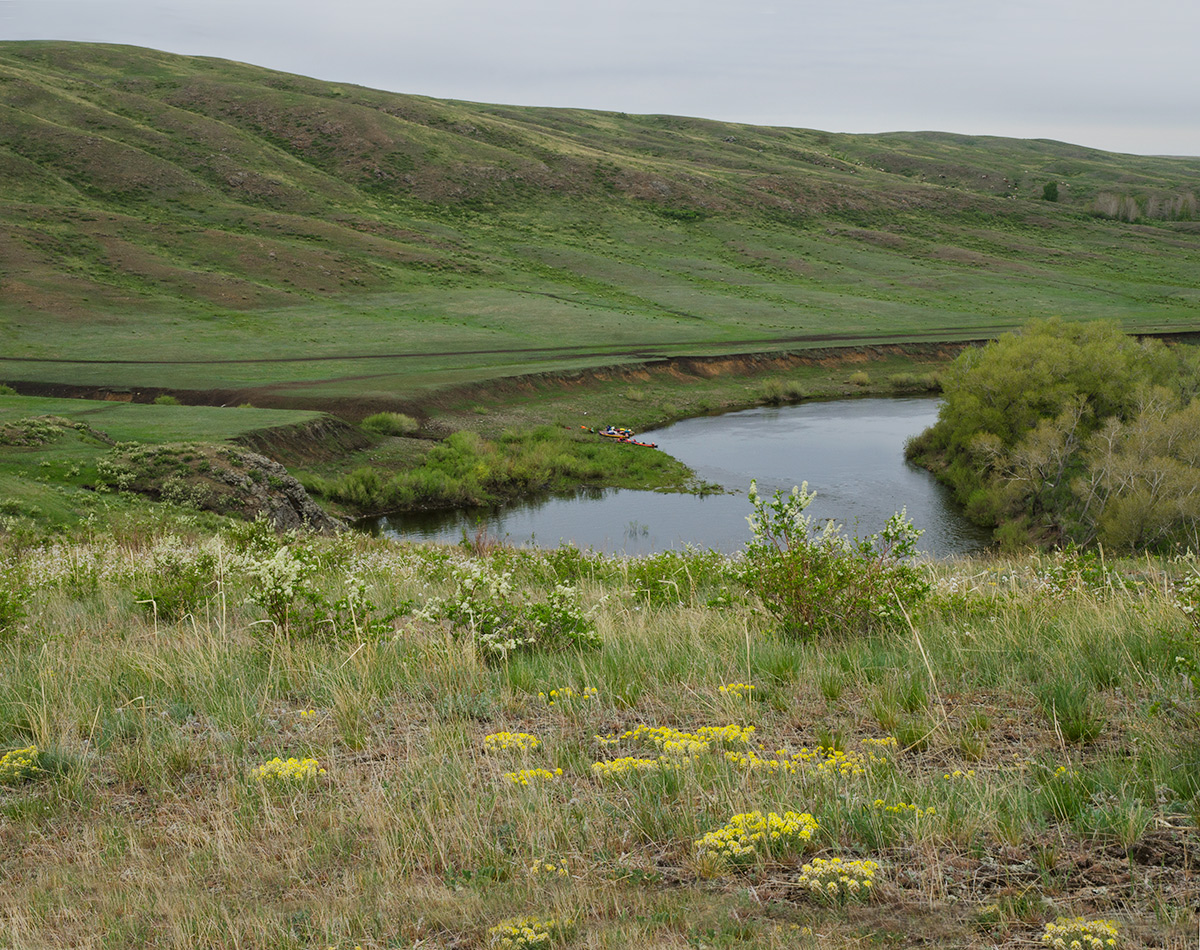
133;534;219;621
1173;571;1200;632
242;544;400;640
420;559;599;661
739;480;928;640
246;545;315;630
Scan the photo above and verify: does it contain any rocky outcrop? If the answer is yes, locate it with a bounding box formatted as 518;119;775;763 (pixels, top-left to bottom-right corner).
213;450;344;533
94;441;344;533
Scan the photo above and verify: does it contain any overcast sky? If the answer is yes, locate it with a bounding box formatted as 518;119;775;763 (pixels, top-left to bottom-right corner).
3;0;1198;157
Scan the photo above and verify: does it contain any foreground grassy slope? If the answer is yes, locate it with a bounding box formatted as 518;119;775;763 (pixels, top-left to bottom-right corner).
2;42;1199;408
0;527;1196;948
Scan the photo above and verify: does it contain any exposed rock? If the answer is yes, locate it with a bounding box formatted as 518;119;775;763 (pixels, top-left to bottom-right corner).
93;441;344;533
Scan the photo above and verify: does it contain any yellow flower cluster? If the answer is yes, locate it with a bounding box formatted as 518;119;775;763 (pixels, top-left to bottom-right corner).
718;682;756;697
253;756;326;782
488;915;573;948
1041;917;1119;949
0;745;39;784
504;767;563;786
590;755;693;778
484;732;542;753
595;723;754;753
796;856;879;903
537;686;598;706
873;799;936;819
943;768;976;780
299;709;318;720
723;748;800;774
530;859;570;878
725;745;870;778
694;810;819;863
861;735;898;750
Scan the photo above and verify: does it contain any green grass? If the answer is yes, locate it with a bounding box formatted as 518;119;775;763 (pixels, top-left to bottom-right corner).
0;522;1197;948
0;395;322;440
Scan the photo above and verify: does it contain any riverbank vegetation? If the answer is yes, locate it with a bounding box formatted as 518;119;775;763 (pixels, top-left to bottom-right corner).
303;426;694;514
908;319;1200;551
0;516;1196;948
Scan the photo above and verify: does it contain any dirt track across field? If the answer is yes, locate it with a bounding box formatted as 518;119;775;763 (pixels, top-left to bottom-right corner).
0;328;991;365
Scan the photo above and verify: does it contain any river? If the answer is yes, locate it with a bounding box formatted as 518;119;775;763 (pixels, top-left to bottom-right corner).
362;396;990;557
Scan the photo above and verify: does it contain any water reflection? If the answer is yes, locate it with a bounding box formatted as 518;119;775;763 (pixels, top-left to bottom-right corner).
364;397;990;557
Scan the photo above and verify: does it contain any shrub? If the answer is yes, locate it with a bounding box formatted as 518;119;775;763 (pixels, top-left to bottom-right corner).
361;412;420;436
132;535;219;622
153;394;180;406
0;384;16;395
418;559;600;661
739;481;929;640
242;542;401;640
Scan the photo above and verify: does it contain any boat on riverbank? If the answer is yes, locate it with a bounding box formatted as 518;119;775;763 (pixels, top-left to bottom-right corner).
581;424;658;448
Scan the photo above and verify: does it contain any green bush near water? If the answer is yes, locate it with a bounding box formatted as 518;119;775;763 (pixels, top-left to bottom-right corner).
739;480;929;640
908;318;1200;550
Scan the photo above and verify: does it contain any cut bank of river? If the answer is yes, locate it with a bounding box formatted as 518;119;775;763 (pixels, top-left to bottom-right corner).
362;397;991;557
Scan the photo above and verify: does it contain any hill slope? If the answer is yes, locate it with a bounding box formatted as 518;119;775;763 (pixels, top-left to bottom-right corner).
2;41;1199;407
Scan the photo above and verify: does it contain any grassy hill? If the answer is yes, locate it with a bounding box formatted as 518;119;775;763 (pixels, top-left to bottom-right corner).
2;41;1199;412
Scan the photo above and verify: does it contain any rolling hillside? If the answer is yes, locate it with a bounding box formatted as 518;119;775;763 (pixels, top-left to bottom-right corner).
2;40;1199;409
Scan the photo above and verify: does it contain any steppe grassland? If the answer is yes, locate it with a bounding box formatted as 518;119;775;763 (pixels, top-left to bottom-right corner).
4;206;1197;399
1;524;1197;949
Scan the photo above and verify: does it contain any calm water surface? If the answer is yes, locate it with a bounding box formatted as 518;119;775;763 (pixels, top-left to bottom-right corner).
365;397;990;557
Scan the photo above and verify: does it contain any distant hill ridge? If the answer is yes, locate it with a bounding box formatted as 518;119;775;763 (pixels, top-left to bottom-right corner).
2;40;1199;402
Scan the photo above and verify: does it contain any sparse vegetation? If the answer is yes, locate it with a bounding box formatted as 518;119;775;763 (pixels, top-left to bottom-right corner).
360;411;420;437
0;519;1195;948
